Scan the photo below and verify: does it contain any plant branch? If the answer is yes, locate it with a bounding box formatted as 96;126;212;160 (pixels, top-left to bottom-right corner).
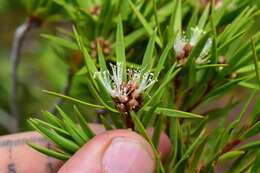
10;17;40;132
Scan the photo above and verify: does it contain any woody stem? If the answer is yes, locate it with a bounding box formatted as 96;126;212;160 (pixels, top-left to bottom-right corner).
126;114;135;130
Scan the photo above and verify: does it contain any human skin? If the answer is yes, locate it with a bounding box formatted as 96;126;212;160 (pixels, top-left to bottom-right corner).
0;124;171;173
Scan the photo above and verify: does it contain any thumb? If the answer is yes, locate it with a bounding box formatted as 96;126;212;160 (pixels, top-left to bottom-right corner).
58;129;155;173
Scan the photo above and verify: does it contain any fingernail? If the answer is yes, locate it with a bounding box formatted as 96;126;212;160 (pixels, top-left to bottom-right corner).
102;137;155;173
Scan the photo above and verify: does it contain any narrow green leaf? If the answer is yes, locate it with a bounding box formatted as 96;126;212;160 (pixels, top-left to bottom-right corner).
238;82;260;90
73;105;95;138
86;78;119;113
210;16;217;63
28;143;70;161
168;0;181;41
239;140;260;151
205;75;255;101
42;34;78;50
152;0;162;40
244;120;260;139
99;115;114;130
127;0;162;47
218;30;246;52
116;15;126;67
30;121;80;153
73;26;97;75
250;97;260;125
147;107;204;119
42;111;64;128
142;30;156;70
97;44;107;72
30;118;69;136
196;64;228;69
197;4;210;29
250;150;260;173
152;116;163;149
172;130;206;172
237;62;260;73
251;38;260;87
42;90;105;109
218;150;245;162
154;41;173;80
124;28;146;48
186;32;211;65
142;102;161;128
56;106;87;145
229;88;257;133
141;67;180;111
130;112;165;173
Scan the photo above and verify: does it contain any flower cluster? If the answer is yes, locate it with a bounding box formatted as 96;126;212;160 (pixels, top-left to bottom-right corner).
173;27;212;65
90;37;111;58
95;62;156;113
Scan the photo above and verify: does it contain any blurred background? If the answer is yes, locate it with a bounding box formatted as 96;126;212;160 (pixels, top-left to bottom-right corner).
0;0;84;134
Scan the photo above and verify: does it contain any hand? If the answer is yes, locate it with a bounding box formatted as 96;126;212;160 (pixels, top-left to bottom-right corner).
0;124;171;173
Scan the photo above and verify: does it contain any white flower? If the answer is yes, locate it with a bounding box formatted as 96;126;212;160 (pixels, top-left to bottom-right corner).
135;70;156;95
173;33;187;55
173;27;205;56
94;62;156;102
190;27;205;46
196;38;213;64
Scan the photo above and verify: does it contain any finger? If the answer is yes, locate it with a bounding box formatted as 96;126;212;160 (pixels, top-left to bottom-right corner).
90;124;171;161
0;124;171;173
0;131;63;173
58;129;155;173
147;128;171;161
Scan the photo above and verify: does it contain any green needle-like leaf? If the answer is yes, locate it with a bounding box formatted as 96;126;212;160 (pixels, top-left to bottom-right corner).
218;150;245;162
142;30;156;70
153;107;204;119
127;0;162;47
116;15;126;79
130;112;165;173
73;105;95;138
41;34;78;50
42;90;105;109
28;142;70;161
251;38;260;87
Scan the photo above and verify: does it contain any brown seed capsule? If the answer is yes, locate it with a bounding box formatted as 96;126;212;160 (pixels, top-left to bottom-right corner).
103;47;110;54
178;57;188;66
116;103;128;114
127;98;139;111
103;40;110;46
90;37;111;58
71;51;83;66
129;81;138;93
89;5;101;16
218;56;226;64
184;43;193;55
229;72;238;79
91;51;97;58
90;41;96;49
176;51;186;60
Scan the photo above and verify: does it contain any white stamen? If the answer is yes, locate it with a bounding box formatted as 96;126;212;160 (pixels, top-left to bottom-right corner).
94;71;113;95
190;27;205;46
136;72;156;95
174;36;187;55
196;38;212;64
95;62;155;101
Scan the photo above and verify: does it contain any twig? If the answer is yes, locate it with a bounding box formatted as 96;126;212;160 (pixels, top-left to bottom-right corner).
10;17;41;132
49;68;74;114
